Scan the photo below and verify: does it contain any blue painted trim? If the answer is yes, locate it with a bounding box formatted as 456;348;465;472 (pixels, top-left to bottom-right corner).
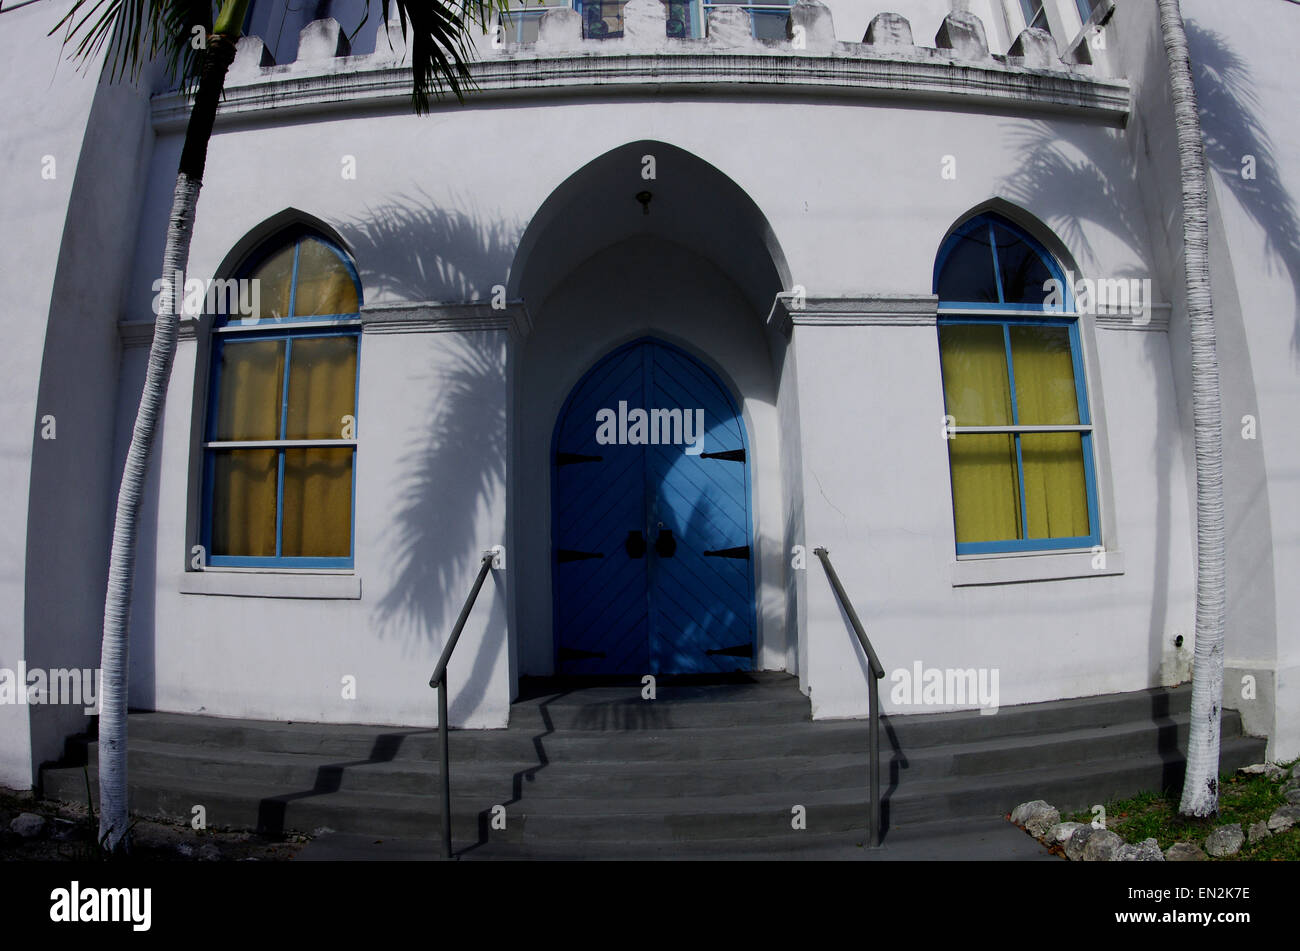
201;226;363;570
937;315;1100;555
988;222;1005;303
216;228;363;328
958;536;1094;556
1003;324;1030;535
207;555;351;569
933;212;1073;312
287;239;300;321
349;334;361;563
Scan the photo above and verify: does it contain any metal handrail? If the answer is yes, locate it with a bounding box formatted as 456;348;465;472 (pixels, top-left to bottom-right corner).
428;551;497;859
813;547;884;848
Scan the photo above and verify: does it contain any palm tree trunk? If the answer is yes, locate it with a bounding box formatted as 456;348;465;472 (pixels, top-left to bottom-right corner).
98;30;239;853
1157;0;1226;818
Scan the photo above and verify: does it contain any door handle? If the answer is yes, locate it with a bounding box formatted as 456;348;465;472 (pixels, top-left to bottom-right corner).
625;530;647;558
654;528;676;558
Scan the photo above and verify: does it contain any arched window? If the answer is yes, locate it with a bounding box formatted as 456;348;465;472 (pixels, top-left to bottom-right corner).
934;213;1099;555
201;229;361;567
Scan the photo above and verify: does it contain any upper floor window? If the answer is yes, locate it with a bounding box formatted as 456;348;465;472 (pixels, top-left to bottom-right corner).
1074;0;1104;24
201;230;361;568
1018;0;1052;34
500;0;791;41
934;214;1099;556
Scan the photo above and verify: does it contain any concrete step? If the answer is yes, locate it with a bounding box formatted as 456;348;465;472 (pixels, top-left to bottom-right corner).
43;726;1265;843
37;678;1266;854
63;707;1245;800
77;684;1200;766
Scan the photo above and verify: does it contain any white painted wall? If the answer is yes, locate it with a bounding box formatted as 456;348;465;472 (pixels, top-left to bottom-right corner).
123;323;513;728
0;1;151;788
0;0;1279;772
104;67;1197;728
1180;0;1300;760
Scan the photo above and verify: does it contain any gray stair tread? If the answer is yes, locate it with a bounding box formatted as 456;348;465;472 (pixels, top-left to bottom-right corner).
44;731;1265;821
39;681;1263;853
74;706;1237;777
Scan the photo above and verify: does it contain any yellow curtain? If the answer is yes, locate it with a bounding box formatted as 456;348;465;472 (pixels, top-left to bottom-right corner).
211;341;283;557
282;448;354;557
285;337;357;439
282;336;357;556
216;339;284;441
1011;326;1089;539
292;238;359;317
940;325;1020;543
211;450;278;556
249;244;295;321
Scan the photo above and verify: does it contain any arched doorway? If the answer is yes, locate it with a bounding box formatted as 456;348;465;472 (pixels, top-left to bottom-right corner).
551;338;757;675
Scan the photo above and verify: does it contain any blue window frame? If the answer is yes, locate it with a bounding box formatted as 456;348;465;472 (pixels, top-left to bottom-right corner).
934;214;1100;556
575;0;699;38
701;1;793;40
201;229;362;569
507;0;791;41
1018;0;1052;34
1074;0;1103;24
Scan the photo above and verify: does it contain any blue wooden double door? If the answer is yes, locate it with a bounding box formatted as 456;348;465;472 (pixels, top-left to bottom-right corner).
552;339;757;675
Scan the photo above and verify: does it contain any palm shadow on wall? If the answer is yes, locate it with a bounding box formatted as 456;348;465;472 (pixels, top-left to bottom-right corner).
992;23;1288;782
335;191;522;721
998;112;1180;716
1183;20;1300;359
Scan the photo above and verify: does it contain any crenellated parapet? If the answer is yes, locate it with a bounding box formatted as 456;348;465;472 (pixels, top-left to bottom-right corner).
226;4;1098;76
158;5;1126;128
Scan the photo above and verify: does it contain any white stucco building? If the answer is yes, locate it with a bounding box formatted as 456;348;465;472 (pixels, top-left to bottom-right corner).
1;0;1296;793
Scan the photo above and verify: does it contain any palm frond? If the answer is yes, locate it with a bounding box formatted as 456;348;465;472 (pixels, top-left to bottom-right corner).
383;0;513;112
49;0;216;92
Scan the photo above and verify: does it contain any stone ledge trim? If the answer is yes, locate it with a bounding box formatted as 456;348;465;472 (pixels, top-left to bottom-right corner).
118;319;199;348
951;549;1125;587
767;294;939;336
179;570;362;599
360;300;532;340
1095;304;1171;333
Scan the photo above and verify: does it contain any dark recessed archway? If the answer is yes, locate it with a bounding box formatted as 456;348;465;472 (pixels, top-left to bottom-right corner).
509;140;790;317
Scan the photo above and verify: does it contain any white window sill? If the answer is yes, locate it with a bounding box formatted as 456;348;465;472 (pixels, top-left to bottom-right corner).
951;549;1123;587
178;571;361;600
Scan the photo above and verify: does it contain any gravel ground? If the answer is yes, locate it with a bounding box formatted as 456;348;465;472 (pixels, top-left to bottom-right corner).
0;787;305;861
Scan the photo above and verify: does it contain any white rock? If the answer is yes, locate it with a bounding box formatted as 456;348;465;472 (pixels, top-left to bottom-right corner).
1165;841;1208;861
1118;837;1165;862
1082;829;1124;861
1205;823;1244;857
1048;821;1086;845
1065;825;1096;861
9;812;46;839
1010;800;1060;839
1239;762;1286;782
1267;805;1300;834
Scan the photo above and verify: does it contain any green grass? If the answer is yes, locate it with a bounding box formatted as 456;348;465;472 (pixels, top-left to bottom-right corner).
1066;759;1299;861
